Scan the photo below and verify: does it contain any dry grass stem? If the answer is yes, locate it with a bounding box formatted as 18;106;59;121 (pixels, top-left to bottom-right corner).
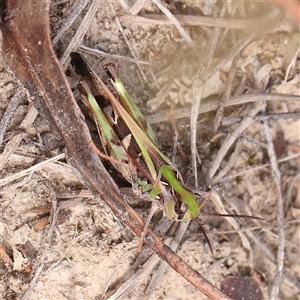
0;153;65;187
0;105;38;170
60;1;101;69
284;48;299;82
212;140;243;184
209;190;253;260
79;44;150;64
120;14;259;29
208;102;265;185
145;221;190;296
204;4;227;66
115;16;147;81
152;0;194;46
213;54;240;130
129;0;149;15
0;87;24;146
21;197;59;300
263;121;285;300
222;111;300;125
221;153;300;183
191;77;203;188
52;0;88;46
147;93;300;124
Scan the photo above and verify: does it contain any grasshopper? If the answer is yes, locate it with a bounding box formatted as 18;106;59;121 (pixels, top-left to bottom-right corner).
70;52;198;217
70;52;262;252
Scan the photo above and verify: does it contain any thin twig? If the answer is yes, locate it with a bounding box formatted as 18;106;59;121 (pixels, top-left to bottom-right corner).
52;0;88;45
60;1;101;69
145;221;190;296
212;140;244;184
168;103;179;164
190;35;255;189
202;34;256;89
208;102;265;185
201;123;267;148
0;153;65;187
222;111;300;125
204;3;227;66
190;76;203;188
190;4;227;188
151;0;194;46
284;47;299;82
245;230;300;292
209;190;253;260
119;14;255;29
115;16;147;81
21;196;60;300
220;152;300;183
263;120;285;300
79;44;150;64
0;105;39;170
0;87;24;146
146;93;300;124
129;0;149;15
213;53;240;130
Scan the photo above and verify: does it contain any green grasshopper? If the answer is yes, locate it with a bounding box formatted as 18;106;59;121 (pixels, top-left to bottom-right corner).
71;52;198;219
70;53;262;252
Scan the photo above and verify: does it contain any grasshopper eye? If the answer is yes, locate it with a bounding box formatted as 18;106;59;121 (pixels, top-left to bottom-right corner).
77;81;90;97
105;63;117;80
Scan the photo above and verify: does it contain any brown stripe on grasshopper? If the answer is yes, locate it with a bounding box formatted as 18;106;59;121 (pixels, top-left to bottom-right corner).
71;53;153;185
105;63;156;144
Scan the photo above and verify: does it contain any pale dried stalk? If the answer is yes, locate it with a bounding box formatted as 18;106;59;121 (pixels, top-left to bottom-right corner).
209;190;253;261
0;87;24;146
115;16;147;81
129;0;150;15
190;77;203;188
52;0;88;46
263;121;285;300
0;153;65;187
147;94;300;124
220;153;300;183
0;105;39;170
208;102;265;185
21;196;59;300
120;14;251;29
144;221;190;296
79;44;150;64
245;230;300;291
152;0;194;46
60;1;101;69
212;140;243;184
213;54;240;130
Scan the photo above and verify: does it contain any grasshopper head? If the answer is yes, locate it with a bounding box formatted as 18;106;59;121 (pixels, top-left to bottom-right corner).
163;193;196;221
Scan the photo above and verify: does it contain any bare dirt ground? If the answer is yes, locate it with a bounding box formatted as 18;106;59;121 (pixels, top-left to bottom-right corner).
0;1;299;300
